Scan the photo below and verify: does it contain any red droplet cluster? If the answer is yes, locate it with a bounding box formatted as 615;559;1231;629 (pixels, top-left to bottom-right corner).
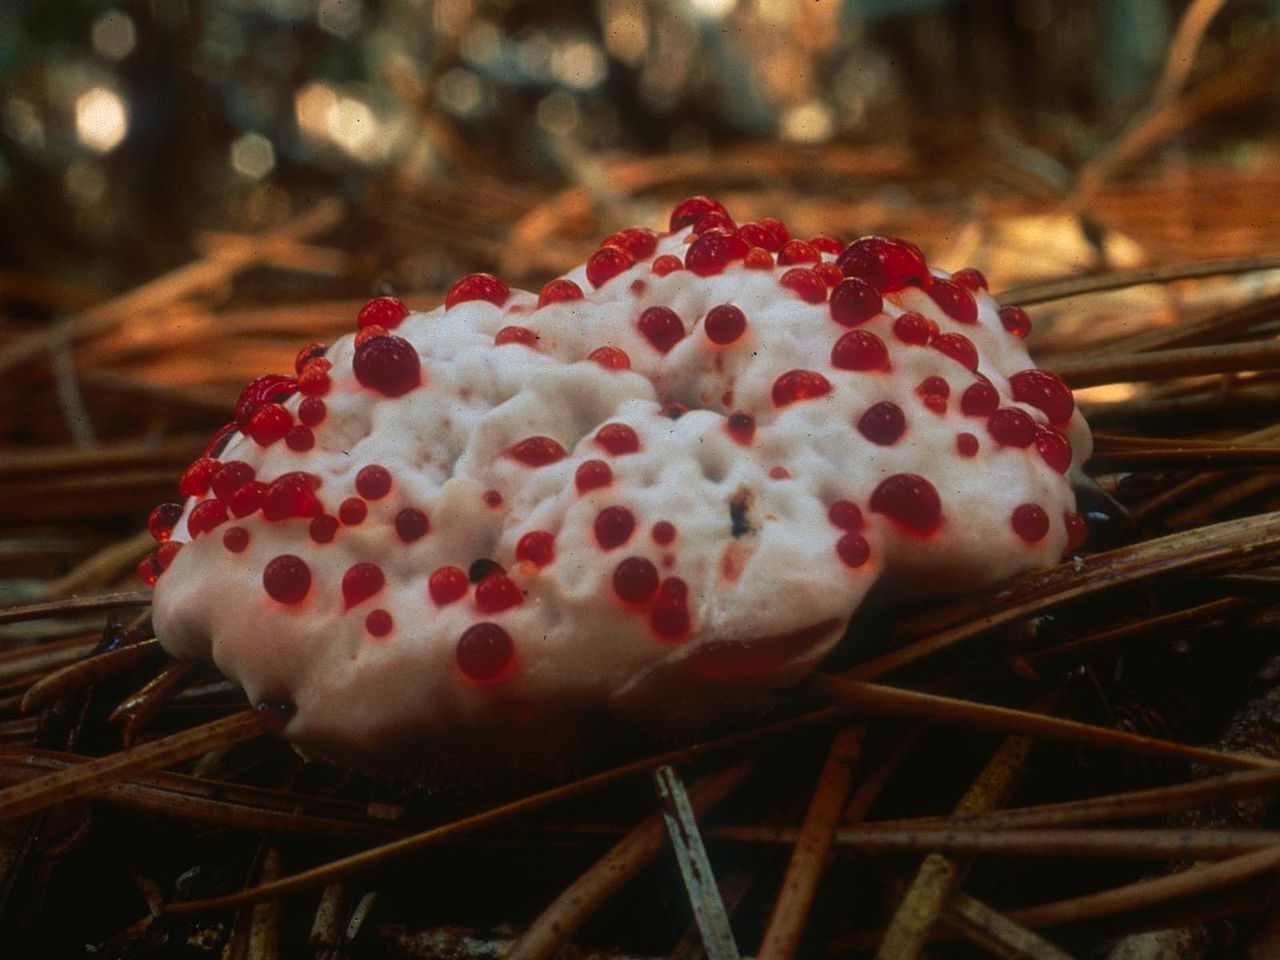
837;236;931;292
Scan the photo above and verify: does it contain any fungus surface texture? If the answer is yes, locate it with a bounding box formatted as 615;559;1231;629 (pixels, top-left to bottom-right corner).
149;200;1091;775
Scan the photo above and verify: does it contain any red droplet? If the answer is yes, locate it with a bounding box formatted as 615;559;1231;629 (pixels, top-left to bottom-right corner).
187;498;228;537
613;556;659;604
829;278;883;327
236;375;298;427
770;466;791;480
538;278;584;307
504;436;565;468
836;533;871;568
358;296;409;330
858;401;906;445
1010;369;1075;426
156;540;182;571
339;498;367;525
704;304;746;345
245;404;292;447
1011;503;1049;543
469;558;504;583
1035;426;1073;474
180;458;219;497
603;226;659;259
650;577;691;642
594;506;636;550
366;609;394;637
892;311;932;345
495;325;538;348
772;370;832;406
651;254;683;276
828;500;863;531
148;502;183;542
816;262;844;286
390;506;429;543
779;267;827;304
298;365;330;398
215;463;257;499
446;273;509;309
202;423;238;459
285;425;315;451
669;196;728;231
636;305;685;353
294;342;327;374
263;555;311;605
475;572;522;613
229;480;267;518
222;526;249;553
652;521;676;545
352;465;389;500
917;376;950;399
926;279;978;324
739;218;790;252
587;246;635;288
811;234;843;254
261;472;322;521
516;530;555;567
951;268;988;291
691;211;736;234
744;247;774;270
778;239;820;265
727;411;756;445
355;325;388;348
1064;511;1088;551
429;566;469;606
456;622;514;681
837;236;931;292
685;230;748;276
483;489;503;508
956;433;979;457
596;423;640;455
987;408;1037;448
353;335;421;397
831;329;889;371
588;346;631;370
575;459;613;493
309;514;338;544
137;555;159;587
870;474;942;534
932;332;979;371
999;305;1032;338
960;382;999;417
342;562;385;608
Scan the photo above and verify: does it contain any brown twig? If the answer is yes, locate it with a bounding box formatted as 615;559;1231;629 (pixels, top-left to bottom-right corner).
19;637;159;713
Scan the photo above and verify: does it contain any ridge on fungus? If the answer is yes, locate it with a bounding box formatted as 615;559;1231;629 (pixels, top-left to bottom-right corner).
144;197;1090;774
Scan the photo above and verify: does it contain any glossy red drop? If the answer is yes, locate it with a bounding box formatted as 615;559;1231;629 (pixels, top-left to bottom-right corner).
651;254;683;276
456;623;514;681
828;500;863;531
926;279;978;324
870;474;942;534
836;533;870;568
1011;503;1049;543
650;577;691;642
594;506;636;550
772;370;832;406
309;514;338;544
342;562;384;609
537;278;584;307
837;236;931;292
931;332;979;371
495;325;538;348
999;305;1032;338
515;530;555;567
960;382;999;417
613;556;659;604
261;472;323;521
637;305;685;352
704;304;746;344
263;555;311;605
1034;426;1073;474
596;423;640;455
1009;369;1075;426
507;436;567;467
831;329;888;371
892;311;932;345
575;459;613;493
987;408;1037;448
857;401;906;445
779;268;827;303
429;566;469;606
829;278;883;327
358;296;409;330
588;346;631;370
338;498;367;526
586;246;635;288
148;502;183;542
222;526;249;553
778;239;820;265
727;411;756;445
353;335;421;398
475;572;522;613
365;609;394;637
669;196;728;231
446;273;509;310
651;521;676;545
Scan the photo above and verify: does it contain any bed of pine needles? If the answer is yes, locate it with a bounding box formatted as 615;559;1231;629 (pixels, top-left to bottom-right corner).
4;21;1280;953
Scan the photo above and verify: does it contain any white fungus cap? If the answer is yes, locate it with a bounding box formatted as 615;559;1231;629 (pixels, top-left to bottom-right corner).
148;199;1091;777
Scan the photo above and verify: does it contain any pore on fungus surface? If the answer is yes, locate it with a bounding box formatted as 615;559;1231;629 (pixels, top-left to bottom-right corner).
146;198;1091;778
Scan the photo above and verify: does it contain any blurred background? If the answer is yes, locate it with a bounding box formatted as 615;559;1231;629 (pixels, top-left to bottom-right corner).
1;0;1279;588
